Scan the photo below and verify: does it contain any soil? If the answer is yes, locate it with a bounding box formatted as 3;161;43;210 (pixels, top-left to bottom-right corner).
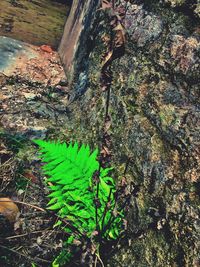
0;63;72;266
0;15;73;266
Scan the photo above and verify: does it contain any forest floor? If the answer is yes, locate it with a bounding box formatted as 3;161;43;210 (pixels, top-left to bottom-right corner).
1;1;78;266
0;38;72;266
0;7;73;263
0;41;72;265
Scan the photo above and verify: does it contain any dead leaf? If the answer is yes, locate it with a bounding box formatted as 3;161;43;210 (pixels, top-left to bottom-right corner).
104;116;111;131
23;170;38;183
101;146;111;157
0;198;19;223
102;50;113;67
40;45;53;53
73;239;82;246
101;0;112;10
120;176;128;187
0;93;9;100
21;92;37;100
114;30;126;47
113;23;124;32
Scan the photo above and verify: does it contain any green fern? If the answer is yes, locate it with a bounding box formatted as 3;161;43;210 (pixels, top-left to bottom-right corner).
34;140;123;265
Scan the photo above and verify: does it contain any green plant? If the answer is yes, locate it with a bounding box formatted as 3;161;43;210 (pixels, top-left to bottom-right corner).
15;173;29;191
34;140;123;266
0;131;27;153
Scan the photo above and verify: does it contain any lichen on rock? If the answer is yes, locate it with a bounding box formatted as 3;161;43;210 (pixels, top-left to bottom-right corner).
59;0;200;266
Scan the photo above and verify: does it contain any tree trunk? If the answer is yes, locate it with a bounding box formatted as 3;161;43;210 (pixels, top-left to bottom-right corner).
59;0;100;83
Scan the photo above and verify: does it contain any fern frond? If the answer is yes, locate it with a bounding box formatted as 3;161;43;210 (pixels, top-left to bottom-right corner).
34;139;124;265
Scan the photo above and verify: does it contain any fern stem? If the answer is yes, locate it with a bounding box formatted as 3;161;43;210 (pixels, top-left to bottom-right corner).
101;157;131;236
95;252;105;267
101;188;112;232
101;193;118;238
95;168;101;231
57;217;85;239
95;182;99;229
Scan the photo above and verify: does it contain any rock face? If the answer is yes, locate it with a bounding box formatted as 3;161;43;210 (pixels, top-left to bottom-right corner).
60;0;200;266
0;36;66;84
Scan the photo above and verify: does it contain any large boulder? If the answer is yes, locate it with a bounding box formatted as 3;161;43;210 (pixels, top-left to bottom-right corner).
60;0;200;266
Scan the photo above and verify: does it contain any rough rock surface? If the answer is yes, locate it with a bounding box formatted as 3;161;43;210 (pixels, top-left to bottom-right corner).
0;74;69;140
60;0;200;266
0;36;66;86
